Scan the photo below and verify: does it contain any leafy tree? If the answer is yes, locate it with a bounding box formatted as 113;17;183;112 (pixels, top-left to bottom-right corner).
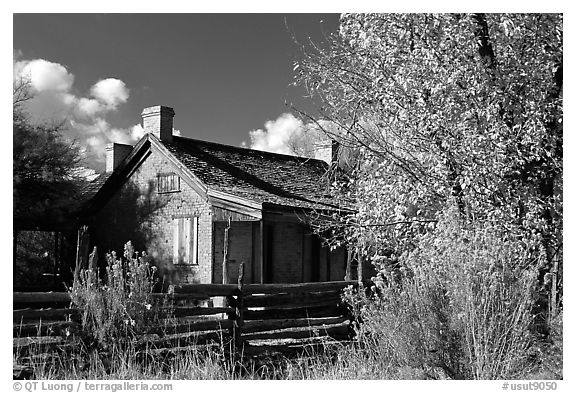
296;14;562;314
13;79;82;229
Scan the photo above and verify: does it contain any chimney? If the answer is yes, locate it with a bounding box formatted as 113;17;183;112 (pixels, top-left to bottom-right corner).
141;105;175;142
106;143;133;173
314;139;340;166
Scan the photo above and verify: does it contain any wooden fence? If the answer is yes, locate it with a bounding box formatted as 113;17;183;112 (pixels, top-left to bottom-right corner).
13;275;359;356
13;291;77;339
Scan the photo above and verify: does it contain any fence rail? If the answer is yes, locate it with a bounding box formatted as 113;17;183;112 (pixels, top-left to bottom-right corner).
170;283;240;297
14;292;71;304
13;271;359;353
13;308;79;321
242;281;354;295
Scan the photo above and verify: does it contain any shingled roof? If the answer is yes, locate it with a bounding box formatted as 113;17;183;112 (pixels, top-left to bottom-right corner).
79;172;111;203
161;136;347;212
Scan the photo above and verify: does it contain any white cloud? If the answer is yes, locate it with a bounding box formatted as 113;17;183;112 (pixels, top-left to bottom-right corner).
245;113;337;161
13;54;137;172
86;135;103;148
90;78;129;109
109;126;137;145
76;97;104;118
131;124;146;140
246;113;304;155
16;59;74;92
72;119;143;165
23;90;75;125
13;49;23;62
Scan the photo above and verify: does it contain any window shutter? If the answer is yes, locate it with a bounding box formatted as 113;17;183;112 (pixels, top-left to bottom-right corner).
192;216;199;264
158;173;181;193
184;217;191;264
173;218;179;264
173;216;199;265
178;218;186;263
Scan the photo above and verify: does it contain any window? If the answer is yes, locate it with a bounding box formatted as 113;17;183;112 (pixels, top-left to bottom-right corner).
173;216;199;265
158;173;180;193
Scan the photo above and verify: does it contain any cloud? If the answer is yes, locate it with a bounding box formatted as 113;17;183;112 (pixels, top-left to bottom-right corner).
22;90;76;125
69;119;143;163
13;49;24;62
244;113;336;160
14;54;139;172
246;113;305;155
90;78;129;109
15;58;74;92
76;97;103;118
131;124;146;140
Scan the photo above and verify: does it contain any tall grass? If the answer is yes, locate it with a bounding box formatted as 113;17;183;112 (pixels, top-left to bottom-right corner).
19;340;239;379
70;241;158;348
16;231;561;380
343;212;544;379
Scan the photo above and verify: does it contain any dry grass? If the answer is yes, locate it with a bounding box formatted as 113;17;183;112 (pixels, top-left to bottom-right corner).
14;315;562;380
336;213;562;380
14;232;562;380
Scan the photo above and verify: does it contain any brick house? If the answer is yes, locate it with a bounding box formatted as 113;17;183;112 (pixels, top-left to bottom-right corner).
82;106;351;285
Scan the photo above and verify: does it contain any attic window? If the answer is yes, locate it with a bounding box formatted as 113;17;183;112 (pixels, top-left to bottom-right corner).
157;173;180;194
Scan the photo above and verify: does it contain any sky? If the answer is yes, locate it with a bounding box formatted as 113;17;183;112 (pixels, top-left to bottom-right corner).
13;14;340;172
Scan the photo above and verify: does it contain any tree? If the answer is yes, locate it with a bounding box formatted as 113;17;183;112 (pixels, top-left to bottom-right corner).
296;14;562;313
13;79;82;229
293;15;562;376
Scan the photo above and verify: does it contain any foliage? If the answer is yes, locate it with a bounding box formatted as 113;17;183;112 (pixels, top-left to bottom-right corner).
296;14;562;271
14;231;59;288
529;310;563;379
345;211;541;379
13;79;81;228
293;14;562;378
70;242;158;348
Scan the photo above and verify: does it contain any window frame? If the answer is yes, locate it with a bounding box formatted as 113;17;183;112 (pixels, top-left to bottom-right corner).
157;172;181;194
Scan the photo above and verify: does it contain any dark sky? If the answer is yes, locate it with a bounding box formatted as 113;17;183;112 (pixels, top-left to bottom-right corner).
14;14;340;152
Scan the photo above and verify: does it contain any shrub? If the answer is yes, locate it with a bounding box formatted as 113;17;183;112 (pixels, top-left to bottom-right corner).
350;211;542;379
70;241;158;348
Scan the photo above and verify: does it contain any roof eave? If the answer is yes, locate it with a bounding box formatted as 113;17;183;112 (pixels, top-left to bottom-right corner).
207;189;262;219
262;201;355;215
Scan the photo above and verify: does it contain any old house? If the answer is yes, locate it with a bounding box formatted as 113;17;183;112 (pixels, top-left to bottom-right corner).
82;106;351;285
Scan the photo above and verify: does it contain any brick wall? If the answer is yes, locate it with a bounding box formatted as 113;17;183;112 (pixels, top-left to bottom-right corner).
92;147;213;284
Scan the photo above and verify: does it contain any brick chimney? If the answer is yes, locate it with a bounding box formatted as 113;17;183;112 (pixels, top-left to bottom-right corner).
141;106;175;142
105;143;133;173
314;139;340;166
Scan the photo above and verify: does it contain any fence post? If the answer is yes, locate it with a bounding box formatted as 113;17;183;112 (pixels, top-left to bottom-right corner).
88;246;98;272
221;217;232;312
222;217;231;285
234;262;245;350
74;225;90;283
345;248;353;281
